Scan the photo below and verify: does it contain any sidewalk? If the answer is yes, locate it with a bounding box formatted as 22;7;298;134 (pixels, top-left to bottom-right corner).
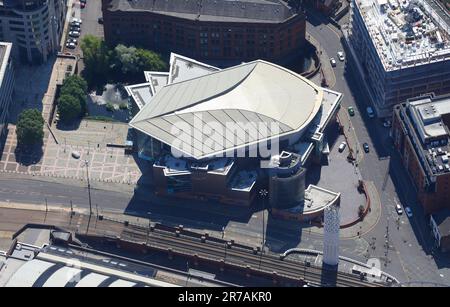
306;31;336;87
337;108;364;164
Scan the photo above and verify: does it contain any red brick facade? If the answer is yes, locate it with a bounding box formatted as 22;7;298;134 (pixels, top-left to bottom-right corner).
392;105;450;214
102;0;306;65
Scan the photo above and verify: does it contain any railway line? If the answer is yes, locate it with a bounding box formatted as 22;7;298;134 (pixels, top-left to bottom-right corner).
120;224;384;287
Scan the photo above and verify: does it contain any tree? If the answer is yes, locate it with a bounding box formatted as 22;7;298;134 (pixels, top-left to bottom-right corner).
63;75;88;93
16;109;44;146
136;48;167;71
58;94;82;122
113;44;140;75
60;83;87;113
80;35;111;87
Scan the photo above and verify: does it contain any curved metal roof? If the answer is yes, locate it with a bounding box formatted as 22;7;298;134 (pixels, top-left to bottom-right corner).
130;60;323;160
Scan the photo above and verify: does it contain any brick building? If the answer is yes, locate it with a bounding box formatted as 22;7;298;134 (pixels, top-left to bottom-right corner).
392;94;450;214
101;0;306;66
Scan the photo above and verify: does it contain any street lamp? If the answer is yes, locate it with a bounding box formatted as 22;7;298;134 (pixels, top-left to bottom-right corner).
84;160;93;233
259;189;268;270
84;160;93;216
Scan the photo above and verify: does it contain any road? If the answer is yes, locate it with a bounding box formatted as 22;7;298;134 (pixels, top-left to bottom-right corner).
64;0;103;54
305;11;450;285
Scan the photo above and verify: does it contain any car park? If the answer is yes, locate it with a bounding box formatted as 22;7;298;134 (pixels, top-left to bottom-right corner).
395;204;403;215
337;51;345;61
363;143;370;153
338;142;347;152
330;58;337;67
405;207;413;218
366;106;375;118
69;31;80;38
348;106;355;116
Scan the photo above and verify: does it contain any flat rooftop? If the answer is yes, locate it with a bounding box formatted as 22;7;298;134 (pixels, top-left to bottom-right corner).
155;155;235;176
106;0;295;23
279;184;340;214
229;170;257;192
404;95;450;176
355;0;450;71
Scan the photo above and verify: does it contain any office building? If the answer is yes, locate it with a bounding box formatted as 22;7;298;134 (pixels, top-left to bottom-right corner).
102;0;306;66
0;0;67;64
0;42;14;140
348;0;450;117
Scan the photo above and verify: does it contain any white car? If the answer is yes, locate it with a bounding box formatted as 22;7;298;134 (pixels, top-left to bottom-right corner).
395;204;403;215
337;51;345;61
69;31;80;38
338;142;347;153
71;18;82;24
66;42;76;49
405;207;413;218
330;58;337;67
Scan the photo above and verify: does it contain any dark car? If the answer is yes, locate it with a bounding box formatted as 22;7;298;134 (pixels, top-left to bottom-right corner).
98;17;104;24
363;143;370;153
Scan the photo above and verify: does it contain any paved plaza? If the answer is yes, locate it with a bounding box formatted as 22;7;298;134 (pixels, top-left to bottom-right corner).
0;120;143;184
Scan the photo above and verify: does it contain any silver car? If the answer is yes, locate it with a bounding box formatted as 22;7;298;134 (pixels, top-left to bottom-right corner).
69;31;80;38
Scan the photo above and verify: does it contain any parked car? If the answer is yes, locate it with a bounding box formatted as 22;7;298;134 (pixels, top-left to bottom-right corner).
98;17;104;24
395;204;403;215
348;106;355;116
67;38;78;44
330;58;337;67
70;26;81;32
366;106;375;118
337;51;345;61
71;18;82;24
363;143;370;153
66;42;76;49
405;207;413;218
69;31;80;38
80;2;86;8
383;120;392;128
338;142;347;153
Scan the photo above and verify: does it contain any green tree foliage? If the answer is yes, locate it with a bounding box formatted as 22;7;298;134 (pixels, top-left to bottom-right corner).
81;36;167;86
136;48;167;72
113;44;140;75
80;35;111;86
63;75;88;93
16;109;44;146
58;95;82;122
57;75;88;122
